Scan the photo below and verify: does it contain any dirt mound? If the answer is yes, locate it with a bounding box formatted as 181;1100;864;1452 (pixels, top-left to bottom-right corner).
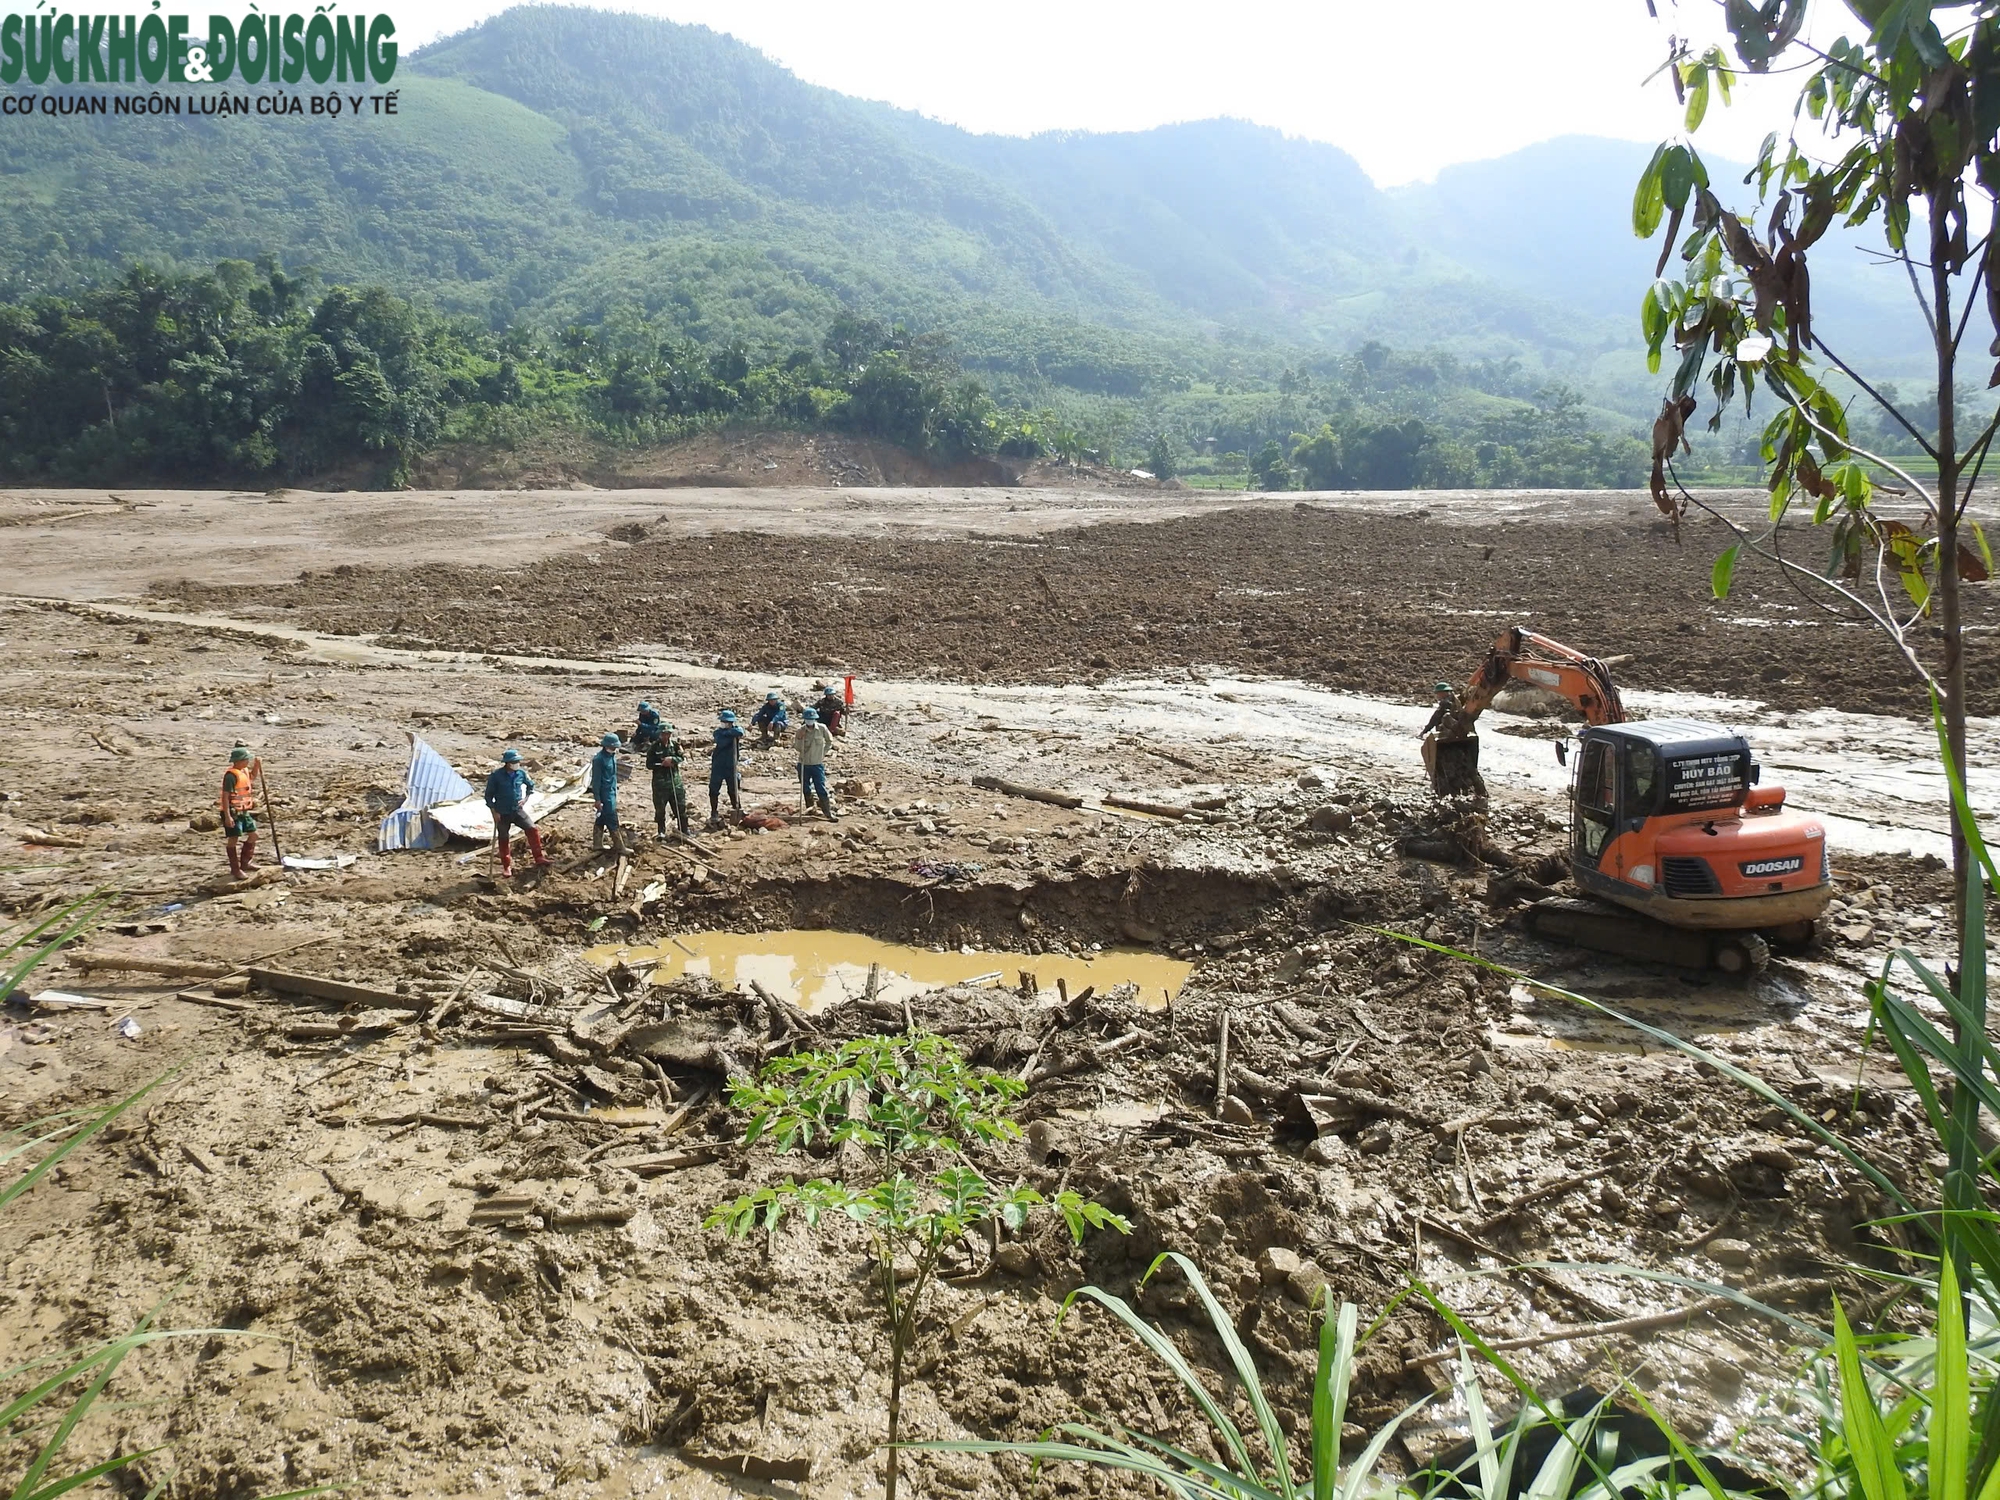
409;427;1057;491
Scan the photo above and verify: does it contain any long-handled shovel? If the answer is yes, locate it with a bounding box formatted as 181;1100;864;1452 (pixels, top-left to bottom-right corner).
257;765;286;866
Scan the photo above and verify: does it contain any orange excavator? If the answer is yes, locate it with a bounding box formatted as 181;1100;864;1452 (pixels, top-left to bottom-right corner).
1426;627;1832;974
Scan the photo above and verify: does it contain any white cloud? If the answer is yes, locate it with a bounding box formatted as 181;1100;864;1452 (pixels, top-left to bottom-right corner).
392;0;1831;185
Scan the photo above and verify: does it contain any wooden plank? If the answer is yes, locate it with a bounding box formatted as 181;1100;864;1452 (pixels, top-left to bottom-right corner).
69;953;232;980
1102;794;1192;820
248;968;423;1010
970;775;1083;809
175;989;260;1012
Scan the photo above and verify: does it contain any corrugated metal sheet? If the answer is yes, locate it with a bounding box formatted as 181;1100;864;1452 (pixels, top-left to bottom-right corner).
404;736;473;808
430;772;585;839
377;734;477;852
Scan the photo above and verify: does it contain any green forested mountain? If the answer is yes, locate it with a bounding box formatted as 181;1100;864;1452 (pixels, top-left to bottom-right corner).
0;6;1648;394
0;2;1933;481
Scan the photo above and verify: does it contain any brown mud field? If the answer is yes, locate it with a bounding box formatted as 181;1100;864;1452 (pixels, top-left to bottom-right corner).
167;503;2000;721
0;489;1990;1499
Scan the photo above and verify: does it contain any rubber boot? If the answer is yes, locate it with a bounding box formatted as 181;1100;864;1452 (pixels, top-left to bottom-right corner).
526;827;550;868
238;832;257;871
226;840;242;879
497;834;513;877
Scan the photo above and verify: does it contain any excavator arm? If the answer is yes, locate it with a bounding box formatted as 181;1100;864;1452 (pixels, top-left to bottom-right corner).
1456;627;1626;728
1424;627;1625;798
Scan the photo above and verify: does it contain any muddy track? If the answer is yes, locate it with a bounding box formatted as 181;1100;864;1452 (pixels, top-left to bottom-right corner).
167;504;2000;720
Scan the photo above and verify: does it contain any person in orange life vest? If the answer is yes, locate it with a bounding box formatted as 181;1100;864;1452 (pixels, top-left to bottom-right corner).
219;743;262;878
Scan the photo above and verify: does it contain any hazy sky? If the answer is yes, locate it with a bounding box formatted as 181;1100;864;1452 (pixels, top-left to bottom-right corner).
395;0;1806;186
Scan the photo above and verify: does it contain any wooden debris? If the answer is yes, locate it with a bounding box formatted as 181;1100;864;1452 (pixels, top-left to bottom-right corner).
970;775;1083;809
69;953;232;980
359;1111;487;1129
1271;1001;1327;1045
175;989;260;1012
1298;1094;1362;1136
1418;1214;1621;1322
24;991;113;1012
1102;794;1191;819
469;1193;538;1221
1027;1028;1147;1085
1311;1082;1438;1130
19;826;86;848
250;968;423;1011
469;993;570;1026
1469;1167;1610;1235
179;1141;223;1175
1140;745;1211;775
748;980;821;1039
201;866;286;895
599;1146;720;1175
1211;1010;1231;1118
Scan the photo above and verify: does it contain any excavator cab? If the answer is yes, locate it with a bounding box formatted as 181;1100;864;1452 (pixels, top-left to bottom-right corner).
1567;731;1669;872
1535;721;1830;973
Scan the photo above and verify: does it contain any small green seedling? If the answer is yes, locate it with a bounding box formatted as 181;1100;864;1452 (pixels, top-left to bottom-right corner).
707;1030;1128;1500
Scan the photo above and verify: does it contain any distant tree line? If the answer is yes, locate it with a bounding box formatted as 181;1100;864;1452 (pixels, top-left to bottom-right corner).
0;260;1656;489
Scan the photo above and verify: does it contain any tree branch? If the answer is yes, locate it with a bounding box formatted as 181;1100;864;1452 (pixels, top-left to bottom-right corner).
1949;231;1993;357
1667;464;1939;697
1766;515;1865;623
1954;406;2000;525
1810;336;1941;461
1777;380;1940;523
1903;245;1940;340
1794;39;1891;89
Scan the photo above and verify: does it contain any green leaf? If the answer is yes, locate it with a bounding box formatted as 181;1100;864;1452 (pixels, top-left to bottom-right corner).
1685;63;1712;130
1660;145;1697;212
1833;1296;1907;1500
1711;544;1741;599
1633;143;1668;237
1310;1301;1351;1500
1934;1255;1969;1500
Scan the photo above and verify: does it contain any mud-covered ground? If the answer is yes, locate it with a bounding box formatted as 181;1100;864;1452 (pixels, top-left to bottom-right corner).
169;504;2000;721
0;569;1969;1499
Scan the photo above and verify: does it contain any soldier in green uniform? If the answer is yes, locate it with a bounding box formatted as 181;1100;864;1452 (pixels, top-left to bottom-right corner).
646;721;690;839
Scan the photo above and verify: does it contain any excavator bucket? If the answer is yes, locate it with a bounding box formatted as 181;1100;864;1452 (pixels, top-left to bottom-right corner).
1423;734;1485;799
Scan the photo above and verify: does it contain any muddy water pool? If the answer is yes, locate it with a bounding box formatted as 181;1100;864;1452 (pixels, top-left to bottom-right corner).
586;928;1193;1011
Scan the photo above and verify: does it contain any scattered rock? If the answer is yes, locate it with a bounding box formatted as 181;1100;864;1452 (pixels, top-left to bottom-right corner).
1357;1121;1396;1155
1220;1095;1255;1126
1705;1237;1755;1269
188;811;220;833
1308;806;1354;834
1257;1246;1303;1285
1302;1134;1351;1166
993;1243;1034;1276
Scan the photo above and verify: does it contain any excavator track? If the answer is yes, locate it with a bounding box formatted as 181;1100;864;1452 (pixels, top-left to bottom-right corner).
1521;898;1772;976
